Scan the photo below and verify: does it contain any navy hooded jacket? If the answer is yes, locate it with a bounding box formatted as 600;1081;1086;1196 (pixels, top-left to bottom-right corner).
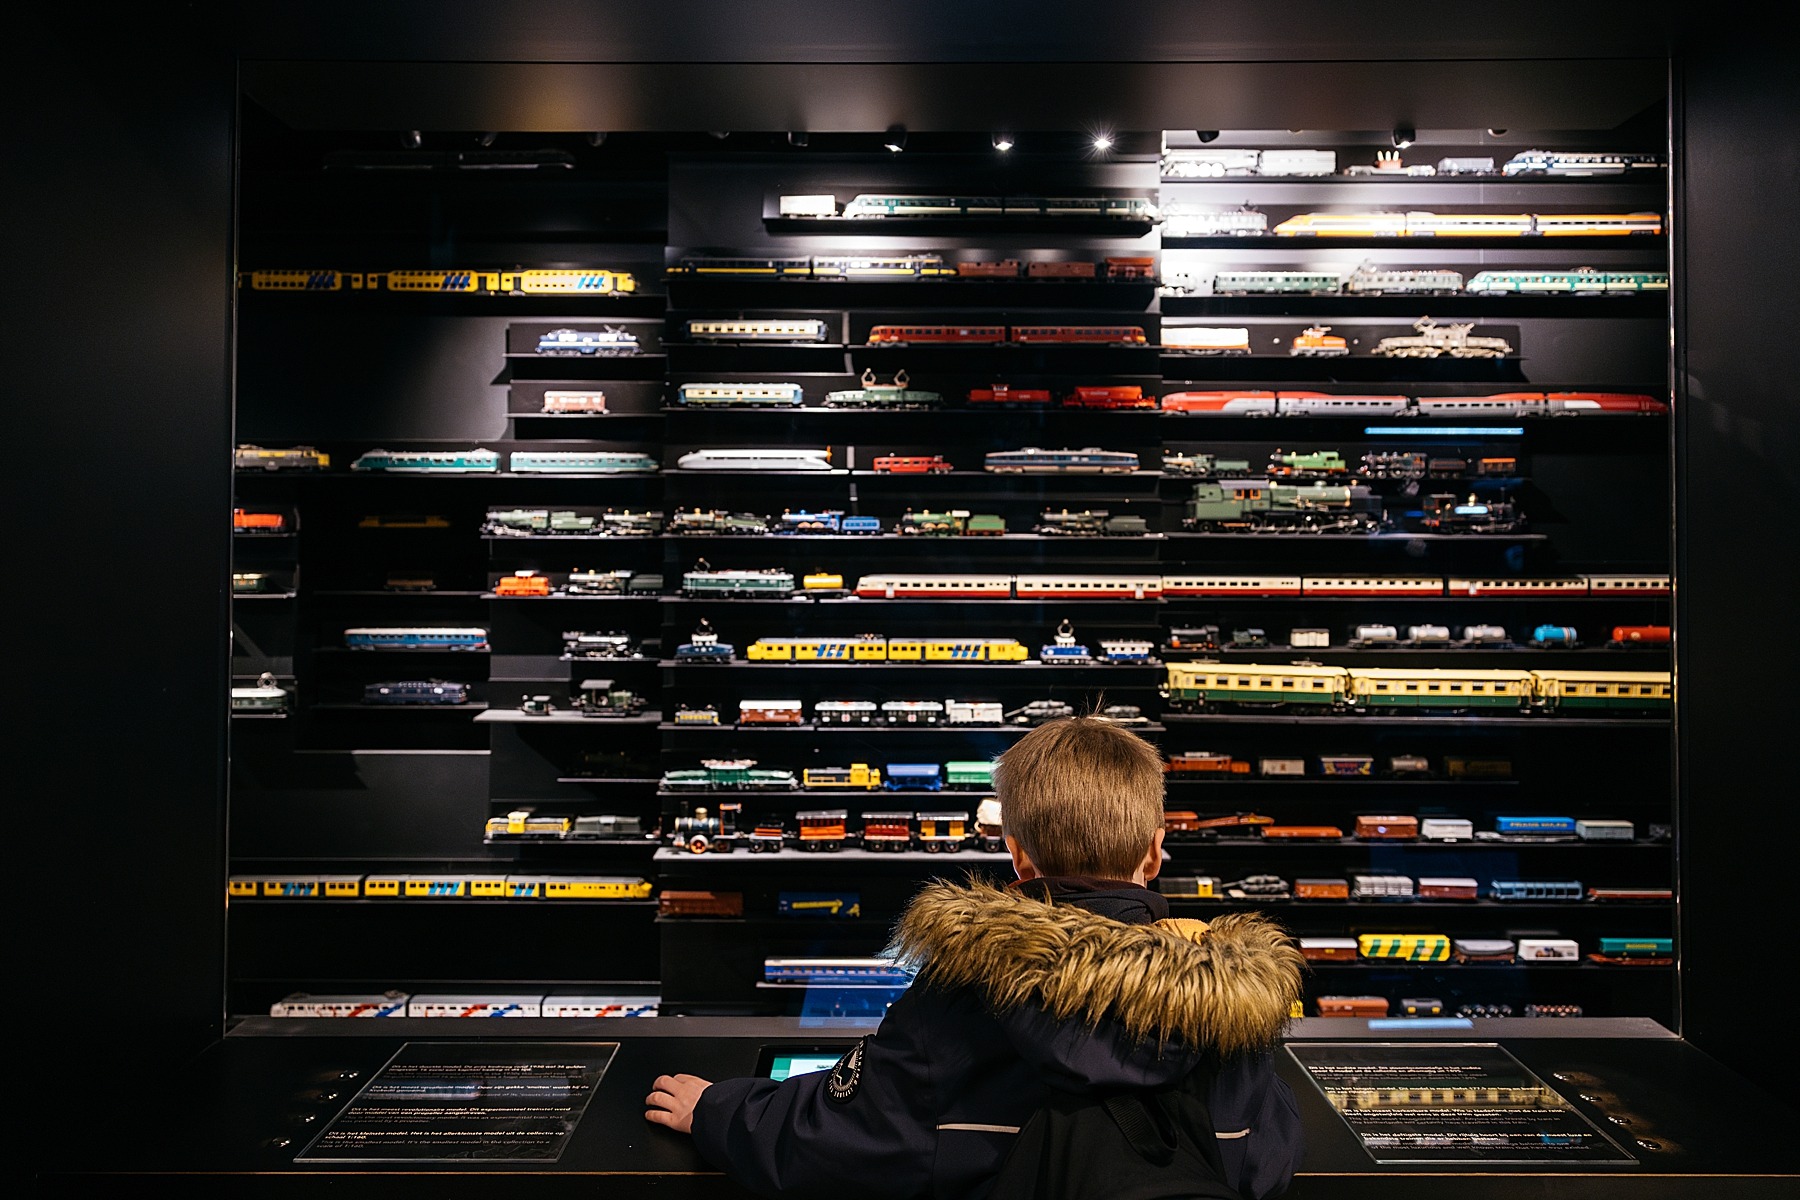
691;877;1306;1199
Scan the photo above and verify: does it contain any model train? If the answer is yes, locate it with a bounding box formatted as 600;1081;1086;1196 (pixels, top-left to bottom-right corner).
1162;662;1671;713
1272;211;1662;237
351;448;500;472
742;636;1030;662
852;573;1163;600
1155;572;1667;597
537;327;641;355
866;324;1148;345
344;627;489;650
509;451;658;474
230;872;651;899
831;194;1158;221
1192;265;1666;296
1182;480;1387;533
235;444;330;471
667;254;1157;281
985;447;1140;474
269;992;658;1018
1158;389;1667;417
239;268;638;294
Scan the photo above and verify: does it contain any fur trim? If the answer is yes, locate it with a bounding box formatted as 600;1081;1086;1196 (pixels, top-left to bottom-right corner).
888;879;1304;1056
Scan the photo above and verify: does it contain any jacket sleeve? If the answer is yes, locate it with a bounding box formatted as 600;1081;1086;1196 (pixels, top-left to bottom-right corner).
1207;1051;1304;1200
690;989;939;1200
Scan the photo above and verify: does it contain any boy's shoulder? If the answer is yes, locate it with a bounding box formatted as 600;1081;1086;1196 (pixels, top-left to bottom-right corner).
888;880;1303;1057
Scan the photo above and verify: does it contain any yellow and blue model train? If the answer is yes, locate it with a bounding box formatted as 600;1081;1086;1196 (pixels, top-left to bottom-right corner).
239;268;637;294
744;636;1030;662
229;873;653;900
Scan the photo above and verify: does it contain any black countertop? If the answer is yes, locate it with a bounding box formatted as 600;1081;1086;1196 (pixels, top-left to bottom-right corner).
34;1018;1799;1197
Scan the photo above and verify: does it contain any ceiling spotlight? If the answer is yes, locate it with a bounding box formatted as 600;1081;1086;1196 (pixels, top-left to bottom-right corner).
1487;128;1508;136
1092;133;1115;152
883;124;907;153
401;130;422;149
787;130;809;147
1196;130;1220;143
476;131;497;147
1391;125;1416;149
992;132;1014;152
707;130;731;140
586;131;608;147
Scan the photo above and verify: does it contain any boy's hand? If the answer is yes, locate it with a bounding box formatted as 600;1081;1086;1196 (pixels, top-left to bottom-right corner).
646;1073;713;1134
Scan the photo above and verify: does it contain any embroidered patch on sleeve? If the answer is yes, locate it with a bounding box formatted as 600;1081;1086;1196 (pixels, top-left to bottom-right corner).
825;1038;866;1103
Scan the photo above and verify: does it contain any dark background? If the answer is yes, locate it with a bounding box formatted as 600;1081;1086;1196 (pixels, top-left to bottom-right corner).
19;1;1798;1162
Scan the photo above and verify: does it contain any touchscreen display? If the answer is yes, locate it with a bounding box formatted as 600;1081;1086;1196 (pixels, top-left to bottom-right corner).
766;1052;844;1081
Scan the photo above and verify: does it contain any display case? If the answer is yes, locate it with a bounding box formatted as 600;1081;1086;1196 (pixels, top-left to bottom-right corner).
229;117;1671;1026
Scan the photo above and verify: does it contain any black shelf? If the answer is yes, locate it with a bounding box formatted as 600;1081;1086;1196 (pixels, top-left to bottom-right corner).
553;777;663;786
1161;531;1548;543
313;589;489;598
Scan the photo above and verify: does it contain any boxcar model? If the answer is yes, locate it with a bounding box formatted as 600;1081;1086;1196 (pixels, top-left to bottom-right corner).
815;699;879;725
232;508;287;533
540;390;609;413
740;699;805;725
968;384;1055;406
916;811;971;851
861;812;914;851
884;763;943;791
881;700;947;725
1359;933;1450;962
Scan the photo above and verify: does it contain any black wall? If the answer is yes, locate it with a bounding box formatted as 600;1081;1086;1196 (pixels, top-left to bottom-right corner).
19;3;1800;1160
1673;41;1800;1096
20;3;235;1156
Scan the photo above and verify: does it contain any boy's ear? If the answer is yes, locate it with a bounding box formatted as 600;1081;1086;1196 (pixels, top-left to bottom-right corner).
1006;836;1039;882
1139;828;1165;882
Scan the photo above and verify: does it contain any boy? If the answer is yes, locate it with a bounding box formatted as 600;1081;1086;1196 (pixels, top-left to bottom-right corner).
647;716;1306;1198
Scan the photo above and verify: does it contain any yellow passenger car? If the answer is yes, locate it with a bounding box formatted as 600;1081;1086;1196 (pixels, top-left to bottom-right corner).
1347;667;1535;711
1529;670;1672;710
1161;662;1348;710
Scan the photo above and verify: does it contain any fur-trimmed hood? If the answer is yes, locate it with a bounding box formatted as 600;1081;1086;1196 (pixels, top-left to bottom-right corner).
888;879;1304;1060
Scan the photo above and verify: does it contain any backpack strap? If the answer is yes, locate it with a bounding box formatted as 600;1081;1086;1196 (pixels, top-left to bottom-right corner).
1102;1093;1179;1168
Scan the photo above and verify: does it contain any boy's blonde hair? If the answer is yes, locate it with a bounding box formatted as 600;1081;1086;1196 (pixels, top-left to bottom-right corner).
994;716;1165;878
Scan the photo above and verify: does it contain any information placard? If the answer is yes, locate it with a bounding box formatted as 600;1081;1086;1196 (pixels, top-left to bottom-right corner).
297;1041;618;1163
1287;1042;1636;1165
